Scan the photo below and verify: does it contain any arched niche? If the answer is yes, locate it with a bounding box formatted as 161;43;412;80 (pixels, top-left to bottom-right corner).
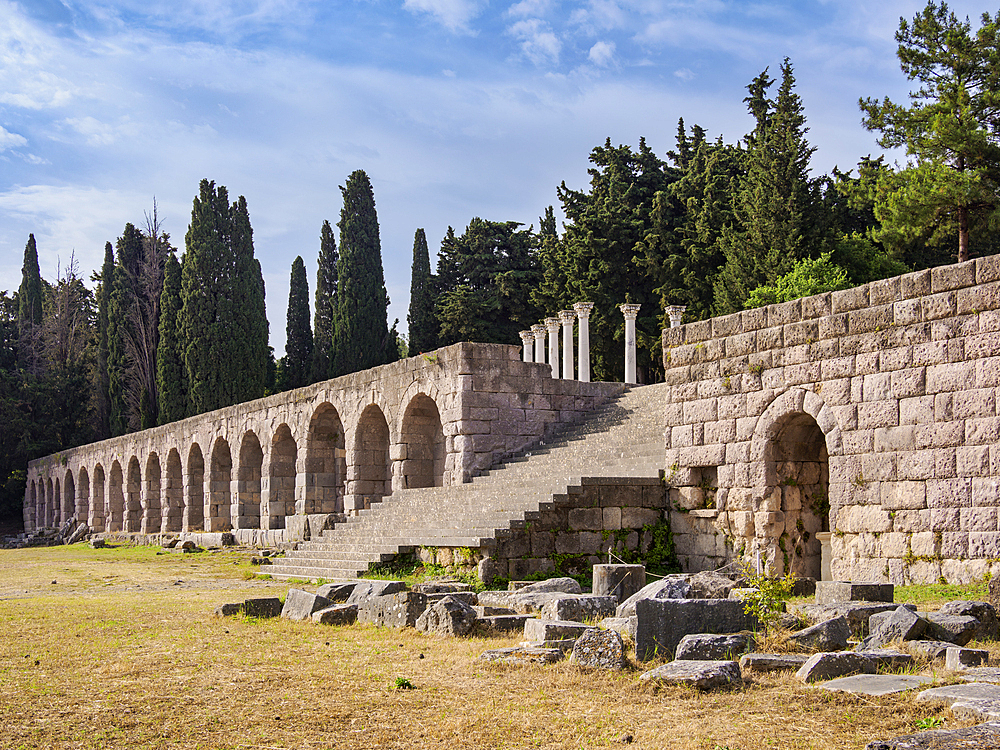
305;403;345;514
398;393;445;489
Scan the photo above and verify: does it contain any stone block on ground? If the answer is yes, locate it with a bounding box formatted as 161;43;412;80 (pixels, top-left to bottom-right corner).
937;600;999;640
915;683;1000;708
791;577;817;597
345;580;407;605
214;602;241;617
946;647;989;671
926;613;980;646
415;595;477;637
796;652;876;683
523;619;591;642
517;577;582;595
426;591;478;606
539;594;618;623
281;588;334;621
961;668;1000;683
616;576;693;618
863;649;914;671
571;628;629;670
688;571;735;599
478;646;564;665
797;603;915;638
475;614;533;633
639;660;742;690
522;639;577;653
412;581;473;594
858;605;927;651
592;564;646;604
820;674;932;696
473;605;516;617
599;616;637;641
675;633;755;661
790;616;851;652
634;599;760;661
478;590;564;615
950;700;1000;722
864;722;1000;750
357;591;428;628
739;653;810;673
316;582;358;602
242;597;283;618
815;581;894;606
312;603;359;625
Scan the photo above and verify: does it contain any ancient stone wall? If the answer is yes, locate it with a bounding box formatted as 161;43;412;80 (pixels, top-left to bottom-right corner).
24;343;622;536
661;254;1000;584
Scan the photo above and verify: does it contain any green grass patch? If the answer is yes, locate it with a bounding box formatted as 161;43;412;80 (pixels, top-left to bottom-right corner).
895;579;990;607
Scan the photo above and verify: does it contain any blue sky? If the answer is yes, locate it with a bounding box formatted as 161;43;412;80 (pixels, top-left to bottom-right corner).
0;0;989;354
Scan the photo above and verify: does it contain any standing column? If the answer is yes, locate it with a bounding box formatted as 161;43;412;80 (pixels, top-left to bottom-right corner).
545;317;560;378
620;303;641;385
519;330;534;362
573;302;594;383
531;324;546;364
559;310;575;379
666;304;687;329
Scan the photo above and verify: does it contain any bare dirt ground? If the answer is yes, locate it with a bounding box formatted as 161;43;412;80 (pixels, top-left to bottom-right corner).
0;545;979;750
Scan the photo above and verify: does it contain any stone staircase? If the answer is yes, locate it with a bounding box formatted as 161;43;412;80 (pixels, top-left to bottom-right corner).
267;382;670;581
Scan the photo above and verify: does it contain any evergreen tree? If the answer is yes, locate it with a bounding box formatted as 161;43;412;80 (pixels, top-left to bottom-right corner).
17;234;44;375
107;223;145;436
312;220;337;381
281;256;313;391
229;195;269;402
156;251;186;424
407;228;437;354
331;170;395;376
94;242;114;439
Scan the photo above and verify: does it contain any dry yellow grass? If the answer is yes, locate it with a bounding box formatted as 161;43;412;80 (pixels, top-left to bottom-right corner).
0;545;982;750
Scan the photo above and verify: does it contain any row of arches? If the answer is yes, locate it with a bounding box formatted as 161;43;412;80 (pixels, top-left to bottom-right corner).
27;394;447;534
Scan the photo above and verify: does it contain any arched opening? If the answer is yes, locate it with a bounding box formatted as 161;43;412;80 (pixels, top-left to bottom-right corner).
92;465;106;532
347;404;390;512
125;456;142;532
237;431;263;530
53;477;61;526
108;461;124;532
163;449;183;533
186;444;205;531
306;403;346;514
142;453;161;534
209;438;232;532
398;394;445;489
266;424;297;529
765;412;829;579
29;480;38;529
77;467;90;525
62;471;75;525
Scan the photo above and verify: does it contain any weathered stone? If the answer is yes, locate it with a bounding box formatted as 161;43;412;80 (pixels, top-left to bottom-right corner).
475;614;533;633
688;571;735;599
947;647;990;671
478;646;564;665
639;660;742;690
797;603;916;638
539;594;618;623
675;633;755;661
796;652;876;683
616;576;693;618
904;640;955;663
790;616;851;652
926;613;980;646
517;577;582;595
571;627;629;669
316;582;358;602
938;600;999;640
592;564;646;604
473;605;516;617
917;684;1000;712
345;580;407;605
522;638;577;652
312;603;359;625
950;699;1000;722
89;538;106;549
415;595;477;637
739;653;810;673
412;581;473;594
961;667;1000;683
864;649;914;671
820;674;931;696
426;591;478;606
214;603;242;617
857;606;927;650
598;616;637;641
634;599;760;661
281;589;333;621
523;619;591;642
242;597;283;618
815;581;894;605
864;722;1000;750
357;591;428;628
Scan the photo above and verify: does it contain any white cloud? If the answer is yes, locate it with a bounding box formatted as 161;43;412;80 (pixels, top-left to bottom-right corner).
403;0;485;32
58;116;139;147
673;67;694;81
507;0;555;18
0;126;28;151
588;40;615;67
508;19;562;66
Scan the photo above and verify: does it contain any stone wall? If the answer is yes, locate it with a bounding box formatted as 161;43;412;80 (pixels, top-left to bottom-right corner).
24;343;622;535
661;254;1000;585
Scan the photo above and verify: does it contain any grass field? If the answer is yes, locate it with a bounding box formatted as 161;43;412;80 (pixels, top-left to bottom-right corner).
0;545;986;750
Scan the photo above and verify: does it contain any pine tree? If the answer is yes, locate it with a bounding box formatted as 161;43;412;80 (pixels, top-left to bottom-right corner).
17;234;44;375
282;256;313;390
406;228;437;354
156;251;186;424
312;220;337;381
94;242;114;439
331;170;394;376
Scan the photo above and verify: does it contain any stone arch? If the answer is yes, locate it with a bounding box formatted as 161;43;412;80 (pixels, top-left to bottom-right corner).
347;404;391;512
209;438;232;531
142;452;162;534
108;460;124;532
92;464;106;532
266;424;297;529
76;466;90;524
53;476;61;526
186;443;205;531
396;393;445;489
163;449;183;533
125;456;142;532
29;480;39;529
305;403;346;514
237;431;263;530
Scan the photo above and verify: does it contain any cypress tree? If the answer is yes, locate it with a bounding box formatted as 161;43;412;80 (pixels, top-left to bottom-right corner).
94;242;114;439
282;256;313;390
106;224;145;436
406;228;437;354
156;251;186;424
312;220;337;381
331;170;393;376
17;233;44;374
229;195;269;403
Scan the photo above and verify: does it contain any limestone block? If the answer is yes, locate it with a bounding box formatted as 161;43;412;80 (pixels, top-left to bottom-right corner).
882;481;927;510
592;564;646;603
357;591;428;628
568;507;603;532
790;616;852;652
796;652;875;683
633;598;759;661
571;627;628;670
973;478;1000;507
926;613;980;646
281;589;334;622
621;507;661;529
675;633;755;661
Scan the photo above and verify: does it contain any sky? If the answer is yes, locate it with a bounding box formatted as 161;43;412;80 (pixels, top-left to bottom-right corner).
0;0;991;355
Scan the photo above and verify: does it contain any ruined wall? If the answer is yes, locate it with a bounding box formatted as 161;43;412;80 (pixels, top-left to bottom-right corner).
661;254;1000;585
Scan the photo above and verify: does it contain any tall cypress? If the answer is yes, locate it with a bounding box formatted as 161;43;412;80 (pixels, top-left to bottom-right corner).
312;220;337;381
156;251;186;424
17;234;44;374
94;242;114;438
229;195;268;403
283;256;313;390
406;228;436;354
331;170;393;376
106;224;145;436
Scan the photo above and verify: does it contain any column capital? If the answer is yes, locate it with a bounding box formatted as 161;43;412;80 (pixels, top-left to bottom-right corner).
665;304;687;328
619;303;641;320
558;309;576;324
573;301;595;319
544;316;561;332
519;330;534;343
531;323;546;337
